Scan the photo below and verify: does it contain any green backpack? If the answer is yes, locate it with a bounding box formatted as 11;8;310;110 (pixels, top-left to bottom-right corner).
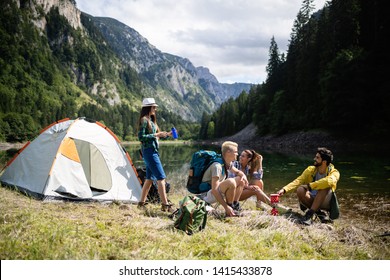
329;192;340;220
174;195;208;235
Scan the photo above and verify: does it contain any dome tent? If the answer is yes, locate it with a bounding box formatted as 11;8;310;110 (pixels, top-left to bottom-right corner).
1;118;142;202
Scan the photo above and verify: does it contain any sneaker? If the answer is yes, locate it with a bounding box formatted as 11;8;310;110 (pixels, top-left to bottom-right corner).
232;201;242;211
300;209;315;226
316;209;332;223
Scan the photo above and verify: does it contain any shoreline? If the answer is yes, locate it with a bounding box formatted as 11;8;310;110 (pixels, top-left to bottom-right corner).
0;140;194;151
196;124;390;155
1;125;388;155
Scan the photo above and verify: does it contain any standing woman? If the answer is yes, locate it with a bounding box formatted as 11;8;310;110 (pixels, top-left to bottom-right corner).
137;98;174;212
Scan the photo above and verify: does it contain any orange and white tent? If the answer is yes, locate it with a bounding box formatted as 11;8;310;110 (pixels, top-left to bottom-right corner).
0;118;142;202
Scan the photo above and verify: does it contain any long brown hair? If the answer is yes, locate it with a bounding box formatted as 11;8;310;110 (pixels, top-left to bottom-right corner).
244;149;261;178
137;106;160;132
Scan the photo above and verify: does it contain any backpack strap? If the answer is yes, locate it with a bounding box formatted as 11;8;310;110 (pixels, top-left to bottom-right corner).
193;197;207;231
208;160;227;182
222;159;228;179
168;208;179;219
200;157;223;182
200;208;207;230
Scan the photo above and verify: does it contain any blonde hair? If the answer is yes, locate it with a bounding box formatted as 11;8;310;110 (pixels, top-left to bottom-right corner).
221;141;238;155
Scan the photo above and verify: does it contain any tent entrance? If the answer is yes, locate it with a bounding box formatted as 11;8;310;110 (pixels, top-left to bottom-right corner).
60;137;112;196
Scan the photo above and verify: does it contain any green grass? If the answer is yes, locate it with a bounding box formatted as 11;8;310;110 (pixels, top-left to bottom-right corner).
0;185;388;260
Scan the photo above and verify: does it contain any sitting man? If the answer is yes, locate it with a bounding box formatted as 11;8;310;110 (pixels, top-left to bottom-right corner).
198;141;248;217
277;147;340;225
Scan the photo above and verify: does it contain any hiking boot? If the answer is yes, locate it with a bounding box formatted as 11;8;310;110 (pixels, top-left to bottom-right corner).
300;209;315;226
161;203;176;213
137;201;148;209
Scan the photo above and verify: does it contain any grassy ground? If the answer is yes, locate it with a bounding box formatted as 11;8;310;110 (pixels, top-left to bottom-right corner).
0;184;388;260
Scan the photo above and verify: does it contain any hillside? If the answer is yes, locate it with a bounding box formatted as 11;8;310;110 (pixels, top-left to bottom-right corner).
0;0;252;142
208;123;390;155
90;16;252;120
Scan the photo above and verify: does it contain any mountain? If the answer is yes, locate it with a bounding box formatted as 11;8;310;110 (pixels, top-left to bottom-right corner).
89;16;253;120
196;66;252;104
0;0;252;142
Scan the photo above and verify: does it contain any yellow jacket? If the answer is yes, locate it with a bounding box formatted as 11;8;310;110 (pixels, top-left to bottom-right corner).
283;164;340;193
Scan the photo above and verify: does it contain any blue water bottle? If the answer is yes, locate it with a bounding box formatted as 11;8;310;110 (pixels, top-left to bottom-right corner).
171;127;178;139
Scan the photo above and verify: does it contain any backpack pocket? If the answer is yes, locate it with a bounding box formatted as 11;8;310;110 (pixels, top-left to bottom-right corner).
174;195;208;235
329;192;340;220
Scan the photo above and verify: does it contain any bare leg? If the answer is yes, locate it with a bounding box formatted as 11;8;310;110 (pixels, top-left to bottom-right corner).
311;189;329;211
297;185;313;208
240;186;270;204
251;179;264;191
297;185;329;211
233;176;244;203
157;179;169;205
140;179;153;203
218;178;238;205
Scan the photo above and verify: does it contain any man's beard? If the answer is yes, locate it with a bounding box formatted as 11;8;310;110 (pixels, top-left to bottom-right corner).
313;161;321;167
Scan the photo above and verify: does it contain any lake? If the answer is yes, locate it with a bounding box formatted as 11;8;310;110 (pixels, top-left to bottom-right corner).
125;142;390;226
1;142;389;226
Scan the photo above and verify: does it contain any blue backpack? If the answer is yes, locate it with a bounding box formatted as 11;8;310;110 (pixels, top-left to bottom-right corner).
186;150;225;194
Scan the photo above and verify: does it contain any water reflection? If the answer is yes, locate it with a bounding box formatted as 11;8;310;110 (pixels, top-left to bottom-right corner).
2;142;389;196
125;142;390;225
1;142;389;224
126;142;390;195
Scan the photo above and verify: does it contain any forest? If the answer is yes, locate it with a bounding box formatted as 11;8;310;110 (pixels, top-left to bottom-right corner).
1;0;388;143
199;0;389;141
0;0;198;142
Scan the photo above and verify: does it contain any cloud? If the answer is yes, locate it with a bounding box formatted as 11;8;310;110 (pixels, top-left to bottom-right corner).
76;0;327;84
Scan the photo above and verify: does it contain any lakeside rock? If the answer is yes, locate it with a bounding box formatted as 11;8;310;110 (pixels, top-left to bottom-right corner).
201;123;386;155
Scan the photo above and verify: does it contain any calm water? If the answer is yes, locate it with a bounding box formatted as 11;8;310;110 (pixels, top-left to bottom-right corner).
126;142;390;225
1;142;389;224
125;143;390;195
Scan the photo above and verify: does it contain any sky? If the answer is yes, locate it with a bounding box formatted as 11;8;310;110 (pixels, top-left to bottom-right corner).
76;0;327;84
